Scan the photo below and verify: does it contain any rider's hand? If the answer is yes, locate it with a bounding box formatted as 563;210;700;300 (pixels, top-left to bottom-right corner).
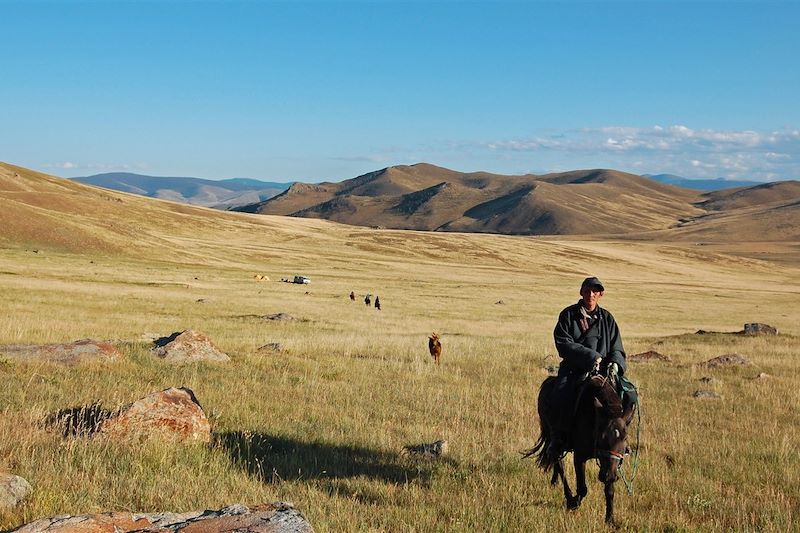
593;357;602;372
608;362;619;378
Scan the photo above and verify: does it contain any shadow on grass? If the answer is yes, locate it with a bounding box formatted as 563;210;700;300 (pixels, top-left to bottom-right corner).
214;431;457;487
45;403;114;437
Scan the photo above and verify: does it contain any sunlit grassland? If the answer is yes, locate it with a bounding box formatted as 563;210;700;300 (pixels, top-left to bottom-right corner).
0;220;798;531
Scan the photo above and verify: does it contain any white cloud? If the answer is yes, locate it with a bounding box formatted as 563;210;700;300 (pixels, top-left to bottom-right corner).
479;125;800;181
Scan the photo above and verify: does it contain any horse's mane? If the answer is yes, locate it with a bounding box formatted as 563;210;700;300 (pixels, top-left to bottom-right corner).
588;375;623;418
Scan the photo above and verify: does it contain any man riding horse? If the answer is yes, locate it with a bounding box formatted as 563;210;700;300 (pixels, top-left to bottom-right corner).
546;276;638;461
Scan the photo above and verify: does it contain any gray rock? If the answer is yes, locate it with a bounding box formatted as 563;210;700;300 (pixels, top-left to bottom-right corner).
743;323;777;335
693;390;722;399
8;502;314;532
258;343;284;353
401;439;449;458
700;353;750;368
262;313;296;321
0;472;31;509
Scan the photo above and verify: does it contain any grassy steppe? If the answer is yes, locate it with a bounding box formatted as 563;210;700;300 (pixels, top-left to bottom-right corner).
0;213;798;531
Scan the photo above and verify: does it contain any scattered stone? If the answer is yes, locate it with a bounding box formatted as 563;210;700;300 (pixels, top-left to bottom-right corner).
743;323;778;335
257;342;284;353
100;387;211;443
495;300;505;305
152;330;230;363
196;298;208;303
262;313;296;321
7;502;314;532
693;390;722;399
753;372;771;380
0;473;31;509
629;350;672;362
700;353;751;368
698;376;719;385
401;439;449;458
0;339;121;365
545;365;559;375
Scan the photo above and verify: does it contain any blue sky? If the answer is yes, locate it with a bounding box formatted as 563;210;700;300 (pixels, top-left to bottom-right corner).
1;1;798;183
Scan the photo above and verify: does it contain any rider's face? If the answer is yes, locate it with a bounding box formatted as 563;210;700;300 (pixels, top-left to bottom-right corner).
580;286;603;311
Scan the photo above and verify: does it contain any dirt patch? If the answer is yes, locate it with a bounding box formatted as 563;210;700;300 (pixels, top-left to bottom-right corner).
629;350;672;362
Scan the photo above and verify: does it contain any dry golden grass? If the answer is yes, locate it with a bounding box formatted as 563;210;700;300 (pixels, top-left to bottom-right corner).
0;163;799;531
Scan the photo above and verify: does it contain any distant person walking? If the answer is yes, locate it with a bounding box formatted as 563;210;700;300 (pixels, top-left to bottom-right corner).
364;294;371;307
349;291;356;301
375;296;381;310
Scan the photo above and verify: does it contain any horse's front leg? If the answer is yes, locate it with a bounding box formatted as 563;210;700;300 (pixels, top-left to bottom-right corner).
604;479;616;525
553;456;578;509
573;456;587;508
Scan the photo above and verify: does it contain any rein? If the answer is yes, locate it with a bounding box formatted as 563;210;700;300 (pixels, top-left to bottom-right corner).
592;373;642;495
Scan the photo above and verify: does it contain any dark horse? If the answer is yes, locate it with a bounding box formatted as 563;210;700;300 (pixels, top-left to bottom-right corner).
524;374;635;525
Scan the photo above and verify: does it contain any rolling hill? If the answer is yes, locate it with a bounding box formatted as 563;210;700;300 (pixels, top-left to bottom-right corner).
72;172;291;209
4;161;798;254
236;163;708;236
235;163;800;239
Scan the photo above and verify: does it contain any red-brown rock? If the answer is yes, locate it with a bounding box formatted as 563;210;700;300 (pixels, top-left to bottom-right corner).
100;387;211;443
8;503;314;532
0;339;121;365
152;331;230;363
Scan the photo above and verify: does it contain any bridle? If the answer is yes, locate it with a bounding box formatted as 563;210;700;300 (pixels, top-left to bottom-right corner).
591;375;626;466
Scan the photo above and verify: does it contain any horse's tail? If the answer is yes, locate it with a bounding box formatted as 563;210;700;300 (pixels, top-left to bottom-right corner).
520;430;554;472
521;376;557;472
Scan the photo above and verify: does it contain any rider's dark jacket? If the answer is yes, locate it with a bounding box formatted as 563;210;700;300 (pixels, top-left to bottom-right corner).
554;301;627;377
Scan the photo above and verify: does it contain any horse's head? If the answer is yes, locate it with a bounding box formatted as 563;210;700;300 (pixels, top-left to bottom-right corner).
594;398;636;483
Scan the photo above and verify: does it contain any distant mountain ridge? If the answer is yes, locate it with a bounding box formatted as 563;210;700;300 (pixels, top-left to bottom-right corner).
235;163;800;239
72;172;292;209
645;173;761;191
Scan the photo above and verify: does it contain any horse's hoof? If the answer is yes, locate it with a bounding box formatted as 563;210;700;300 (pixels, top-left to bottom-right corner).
566;497;581;510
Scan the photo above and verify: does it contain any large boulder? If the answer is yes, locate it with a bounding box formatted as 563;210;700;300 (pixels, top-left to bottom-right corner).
0;473;31;509
100;387;211;443
8;502;314;532
743;323;778;335
152;330;230;363
0;339;121;365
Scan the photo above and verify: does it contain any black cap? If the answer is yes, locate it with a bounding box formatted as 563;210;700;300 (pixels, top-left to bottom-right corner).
580;276;605;291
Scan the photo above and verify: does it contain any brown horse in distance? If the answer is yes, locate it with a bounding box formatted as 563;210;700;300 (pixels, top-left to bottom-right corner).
524;374;635;526
428;333;442;365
